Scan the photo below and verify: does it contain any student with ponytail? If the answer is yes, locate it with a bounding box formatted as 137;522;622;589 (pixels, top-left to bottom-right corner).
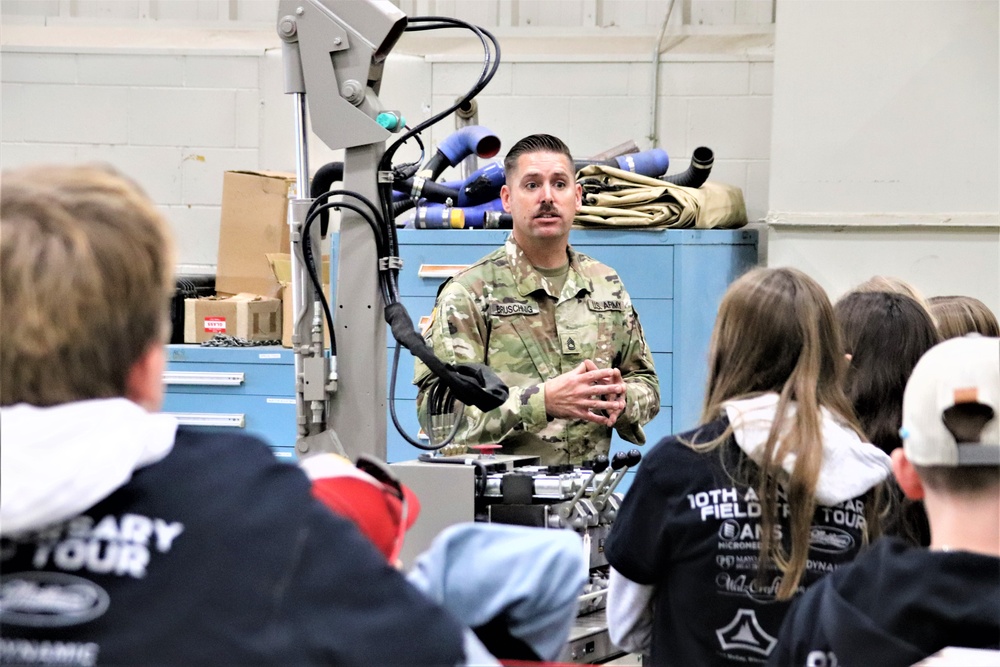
604;267;894;666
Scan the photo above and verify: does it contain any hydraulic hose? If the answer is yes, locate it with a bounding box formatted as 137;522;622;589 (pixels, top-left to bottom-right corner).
393;198;417;217
412;199;508;229
310;161;344;236
384;302;508;412
440;160;506;207
393;176;461;204
661;146;714;188
420;125;501;180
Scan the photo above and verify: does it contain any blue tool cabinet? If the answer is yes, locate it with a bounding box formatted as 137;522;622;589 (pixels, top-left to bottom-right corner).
161;228;758;479
160;345;297;462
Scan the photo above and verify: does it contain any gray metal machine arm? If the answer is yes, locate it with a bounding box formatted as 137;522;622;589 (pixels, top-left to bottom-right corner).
276;0;406;461
277;0;403;150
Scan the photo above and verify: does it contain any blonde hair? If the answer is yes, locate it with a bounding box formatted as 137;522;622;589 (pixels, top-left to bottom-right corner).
928;295;1000;340
697;267;879;600
1;164;175;406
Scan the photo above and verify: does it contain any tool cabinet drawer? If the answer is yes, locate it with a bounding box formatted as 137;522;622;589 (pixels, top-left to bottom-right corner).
165;347;294;395
163;362;294;397
165;345;293;368
162;345;296;460
395;246;490;297
161;393;297;450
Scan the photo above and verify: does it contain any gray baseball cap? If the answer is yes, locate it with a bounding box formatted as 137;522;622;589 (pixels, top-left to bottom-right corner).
900;335;999;466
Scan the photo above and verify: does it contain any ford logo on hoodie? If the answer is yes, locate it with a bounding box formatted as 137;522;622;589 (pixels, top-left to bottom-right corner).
0;572;109;627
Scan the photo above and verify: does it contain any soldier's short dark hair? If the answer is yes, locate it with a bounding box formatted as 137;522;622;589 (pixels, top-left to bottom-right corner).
503;134;574;179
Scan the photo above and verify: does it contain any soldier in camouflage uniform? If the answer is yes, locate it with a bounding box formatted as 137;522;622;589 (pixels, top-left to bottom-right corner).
414;134;659;464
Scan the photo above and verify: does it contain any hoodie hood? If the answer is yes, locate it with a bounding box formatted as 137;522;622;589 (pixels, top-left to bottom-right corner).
1;398;177;536
724;393;892;505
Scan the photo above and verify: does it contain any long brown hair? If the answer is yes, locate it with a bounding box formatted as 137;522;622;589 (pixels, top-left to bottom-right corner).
836;291;940;454
695;267;874;599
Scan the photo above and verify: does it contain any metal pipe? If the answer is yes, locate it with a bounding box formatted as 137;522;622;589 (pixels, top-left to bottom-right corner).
455;98;480;181
290;91;311;437
293;92;310;197
648;0;677;149
577;589;608;603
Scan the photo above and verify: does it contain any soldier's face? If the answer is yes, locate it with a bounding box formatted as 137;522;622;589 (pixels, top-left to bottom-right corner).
501;151;582;245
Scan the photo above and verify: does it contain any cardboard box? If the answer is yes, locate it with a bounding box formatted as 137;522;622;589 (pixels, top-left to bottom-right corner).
184;293;282;344
267;253;331;348
215;170;296;298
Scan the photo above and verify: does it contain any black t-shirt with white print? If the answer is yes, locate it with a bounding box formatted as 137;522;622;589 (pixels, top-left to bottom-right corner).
605;417;872;667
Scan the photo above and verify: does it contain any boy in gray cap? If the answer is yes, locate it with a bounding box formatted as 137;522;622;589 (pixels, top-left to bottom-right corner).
769;335;1000;667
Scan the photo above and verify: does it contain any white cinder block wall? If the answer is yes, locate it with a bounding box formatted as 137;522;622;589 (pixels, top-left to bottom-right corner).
2;0;997;314
1;28;277;268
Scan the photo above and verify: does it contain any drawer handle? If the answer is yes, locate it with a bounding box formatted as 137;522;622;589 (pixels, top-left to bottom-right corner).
165;412;246;428
417;264;469;279
163;371;245;386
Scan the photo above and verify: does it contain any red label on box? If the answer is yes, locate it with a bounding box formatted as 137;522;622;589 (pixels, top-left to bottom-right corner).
204;317;226;333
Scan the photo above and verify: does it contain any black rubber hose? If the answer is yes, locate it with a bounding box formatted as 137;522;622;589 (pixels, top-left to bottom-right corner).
311;162;344;236
661;146;714;188
393;198;417;217
384;302;508;411
394;177;461;204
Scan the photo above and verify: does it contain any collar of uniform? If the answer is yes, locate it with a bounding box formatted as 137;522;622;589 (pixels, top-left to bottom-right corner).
504;236;594;299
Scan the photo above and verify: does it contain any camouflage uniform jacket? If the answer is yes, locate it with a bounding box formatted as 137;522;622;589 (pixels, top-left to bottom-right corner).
413;235;659;464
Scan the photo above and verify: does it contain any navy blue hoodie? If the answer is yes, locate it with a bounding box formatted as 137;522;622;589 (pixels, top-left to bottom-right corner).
769;537;1000;666
0;417;466;666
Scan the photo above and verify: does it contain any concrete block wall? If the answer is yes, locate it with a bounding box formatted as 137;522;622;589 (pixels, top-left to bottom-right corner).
1;31;274;269
2;24;773;272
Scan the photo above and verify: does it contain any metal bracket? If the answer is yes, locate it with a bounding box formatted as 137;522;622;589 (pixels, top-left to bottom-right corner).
301;354;330;402
378;256;403;271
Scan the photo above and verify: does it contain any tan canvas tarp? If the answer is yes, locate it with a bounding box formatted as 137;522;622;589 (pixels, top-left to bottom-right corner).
574;164;748;229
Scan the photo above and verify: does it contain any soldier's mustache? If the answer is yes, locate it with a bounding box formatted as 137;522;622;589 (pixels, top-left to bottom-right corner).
535;204;558;217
